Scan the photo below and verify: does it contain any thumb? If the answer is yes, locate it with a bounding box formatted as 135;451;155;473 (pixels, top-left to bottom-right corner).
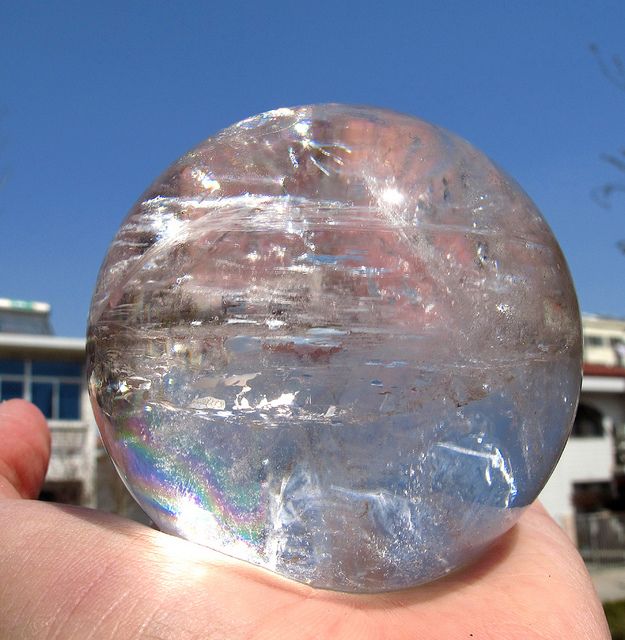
0;399;50;499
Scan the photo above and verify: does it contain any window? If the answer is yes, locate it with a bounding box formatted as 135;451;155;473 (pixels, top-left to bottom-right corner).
584;335;605;348
0;380;23;400
573;481;613;513
572;404;604;438
39;481;83;505
59;383;80;420
32;382;54;418
0;359;25;375
0;358;82;420
32;361;82;377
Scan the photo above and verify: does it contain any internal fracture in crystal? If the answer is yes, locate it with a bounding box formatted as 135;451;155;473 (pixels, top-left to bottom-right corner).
87;104;582;592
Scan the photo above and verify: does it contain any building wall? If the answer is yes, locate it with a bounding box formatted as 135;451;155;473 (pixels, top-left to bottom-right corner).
533;313;625;541
540;436;614;539
44;383;98;506
96;452;151;524
583;314;625;367
540;375;625;539
0;338;98;507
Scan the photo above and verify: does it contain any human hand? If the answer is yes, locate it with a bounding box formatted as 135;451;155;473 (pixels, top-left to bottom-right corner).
0;399;609;639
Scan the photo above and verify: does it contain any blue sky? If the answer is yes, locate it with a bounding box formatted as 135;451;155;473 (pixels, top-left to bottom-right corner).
1;1;624;337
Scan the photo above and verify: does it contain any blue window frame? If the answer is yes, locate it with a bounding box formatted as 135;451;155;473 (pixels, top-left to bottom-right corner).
59;383;81;420
0;380;24;400
0;359;25;375
32;382;54;418
0;358;82;420
32;361;82;377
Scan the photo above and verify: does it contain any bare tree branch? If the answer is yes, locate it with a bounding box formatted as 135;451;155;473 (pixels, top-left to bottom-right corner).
602;150;625;174
590;44;625;254
590;43;625;91
592;183;625;209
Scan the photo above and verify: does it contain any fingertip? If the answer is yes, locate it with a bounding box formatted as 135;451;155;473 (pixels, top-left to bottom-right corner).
0;399;51;499
0;398;49;432
0;398;50;450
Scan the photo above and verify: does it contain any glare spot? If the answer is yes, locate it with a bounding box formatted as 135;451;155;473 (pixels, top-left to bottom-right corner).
380;188;404;206
294;121;310;137
266;318;286;329
174;496;220;547
152;211;184;243
190;168;221;193
270;107;295;117
257;392;298;409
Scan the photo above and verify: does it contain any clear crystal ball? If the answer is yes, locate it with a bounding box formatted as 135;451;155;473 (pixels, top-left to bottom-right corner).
87;104;582;592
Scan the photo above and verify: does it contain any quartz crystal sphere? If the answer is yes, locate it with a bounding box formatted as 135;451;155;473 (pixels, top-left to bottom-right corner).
87;104;582;592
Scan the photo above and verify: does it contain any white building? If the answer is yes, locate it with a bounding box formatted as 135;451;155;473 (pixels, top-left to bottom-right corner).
0;298;97;505
540;314;625;547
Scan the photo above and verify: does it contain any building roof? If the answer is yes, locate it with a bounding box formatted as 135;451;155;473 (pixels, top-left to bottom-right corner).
584;363;625;378
0;298;54;335
582;363;625;393
0;332;85;355
582;313;625;332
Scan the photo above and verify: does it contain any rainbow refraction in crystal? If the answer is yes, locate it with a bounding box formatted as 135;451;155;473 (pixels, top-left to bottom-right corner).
87;104;582;592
